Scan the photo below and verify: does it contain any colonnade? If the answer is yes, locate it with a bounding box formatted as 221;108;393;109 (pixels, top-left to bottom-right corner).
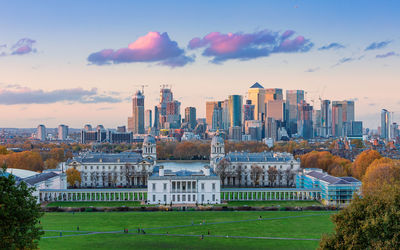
39;189;147;202
220;188;321;201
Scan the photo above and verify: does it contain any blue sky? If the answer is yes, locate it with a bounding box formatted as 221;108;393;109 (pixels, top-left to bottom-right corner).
0;0;399;128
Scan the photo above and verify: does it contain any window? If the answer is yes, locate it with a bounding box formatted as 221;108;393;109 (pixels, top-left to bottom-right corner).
188;182;191;190
177;195;180;202
163;183;167;191
90;166;93;170
163;195;166;202
172;195;175;202
192;181;196;190
212;194;215;201
97;166;99;170
85;166;87;170
182;195;186;202
188;195;191;202
212;183;216;190
201;194;204;202
152;183;156;191
193;195;196;201
102;166;104;170
201;183;205;190
172;182;176;190
152;195;155;202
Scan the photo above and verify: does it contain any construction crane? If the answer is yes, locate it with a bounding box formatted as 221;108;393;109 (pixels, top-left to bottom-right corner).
133;84;148;94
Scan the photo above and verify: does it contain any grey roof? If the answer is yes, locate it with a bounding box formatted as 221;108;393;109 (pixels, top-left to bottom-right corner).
306;171;361;185
69;152;152;164
143;135;156;144
250;82;264;89
222;151;294;163
23;172;59;186
149;166;218;180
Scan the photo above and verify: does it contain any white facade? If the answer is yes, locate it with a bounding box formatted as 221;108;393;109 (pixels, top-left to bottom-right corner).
22;172;67;203
147;166;221;205
66;135;157;188
210;134;301;187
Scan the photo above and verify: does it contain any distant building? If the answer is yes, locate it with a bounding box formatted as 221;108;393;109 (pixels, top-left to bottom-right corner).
81;125;107;144
117;126;126;133
128;90;145;134
247;82;265;121
297;101;313;139
36;125;46;141
184;107;197;130
381;109;391;140
244;120;262;141
57;124;68;140
321;100;331;137
243;100;255;122
228;126;242;141
265;88;283;101
145;109;152;131
108;130;133;143
228;95;243;128
296;168;361;206
286;90;305;135
348;121;363;139
147;166;220;205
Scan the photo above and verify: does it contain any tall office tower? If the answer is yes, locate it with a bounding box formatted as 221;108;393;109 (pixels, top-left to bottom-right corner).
244;120;262;141
312;110;322;137
57;124;69;140
332;101;344;137
228;95;243;128
247;82;266;121
222;99;230;130
381;109;391;140
285;90;305;135
184;107;197;130
212;106;223;130
321;100;331;137
265;117;277;141
390;122;399;141
228;126;242;141
128;90;145;134
84;124;92;131
243;100;255;122
166;100;181;129
349;121;363;138
153;106;159;129
145;109;152;131
157;86;181;129
36;124;46;141
265;100;285;121
297;101;313;139
265;88;283;101
206;101;218;129
96;125;107;142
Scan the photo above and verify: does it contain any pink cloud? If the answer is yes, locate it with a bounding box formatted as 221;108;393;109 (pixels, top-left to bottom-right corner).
88;32;194;67
188;29;313;63
0;38;37;56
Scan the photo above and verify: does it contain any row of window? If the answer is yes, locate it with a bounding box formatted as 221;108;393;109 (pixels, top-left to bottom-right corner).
151;194;216;202
152;182;217;191
80;165;149;170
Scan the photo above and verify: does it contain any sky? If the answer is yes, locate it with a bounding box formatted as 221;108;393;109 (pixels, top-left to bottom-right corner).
0;0;399;129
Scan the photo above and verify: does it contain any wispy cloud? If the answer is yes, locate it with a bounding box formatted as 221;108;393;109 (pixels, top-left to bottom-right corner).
87;31;194;67
0;85;122;105
188;29;313;63
365;40;392;51
0;38;37;56
333;56;364;67
305;67;320;73
318;42;345;51
376;51;398;58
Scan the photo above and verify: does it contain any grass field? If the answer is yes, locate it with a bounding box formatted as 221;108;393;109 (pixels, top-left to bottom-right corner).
218;200;322;207
39;211;335;249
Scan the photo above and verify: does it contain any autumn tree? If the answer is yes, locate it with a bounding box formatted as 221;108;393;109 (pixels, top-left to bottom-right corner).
0;146;8;155
319;185;400;249
66;168;81;187
44;158;58;169
250;165;263;187
215;158;230;186
267;167;278;187
235;163;244;187
362;158;400;195
352;149;381;179
0;165;44;249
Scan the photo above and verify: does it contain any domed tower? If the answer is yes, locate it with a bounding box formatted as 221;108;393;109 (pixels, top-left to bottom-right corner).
210;134;225;168
142;135;157;162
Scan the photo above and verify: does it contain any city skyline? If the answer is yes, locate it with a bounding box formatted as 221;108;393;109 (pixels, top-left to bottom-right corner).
0;1;399;128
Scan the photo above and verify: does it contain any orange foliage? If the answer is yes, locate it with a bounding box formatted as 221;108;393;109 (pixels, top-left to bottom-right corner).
362;158;400;195
352;150;382;180
0;151;44;172
300;151;352;176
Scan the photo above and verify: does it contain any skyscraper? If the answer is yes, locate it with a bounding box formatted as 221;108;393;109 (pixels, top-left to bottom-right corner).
128;90;145;134
212;106;223;130
321;100;331;137
297;101;313;139
243;100;255;122
381;109;391;140
145;109;152;131
184;107;197;130
57;124;69;140
332;101;343;137
265;100;285;121
247;82;265;121
265;88;283;101
206;101;218;129
36;124;46;141
228;95;243;128
157;86;181;129
286;90;305;135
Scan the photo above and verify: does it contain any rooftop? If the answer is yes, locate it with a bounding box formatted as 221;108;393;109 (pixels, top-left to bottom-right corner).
222;151;295;163
250;82;264;89
23;172;59;186
306;171;361;185
69;152;152;164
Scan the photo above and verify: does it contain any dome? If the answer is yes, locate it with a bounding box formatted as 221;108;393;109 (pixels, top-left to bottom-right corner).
143;135;156;144
211;135;224;145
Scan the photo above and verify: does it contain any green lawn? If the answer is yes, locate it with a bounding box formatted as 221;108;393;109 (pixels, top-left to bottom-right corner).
39;211;335;249
46;201;147;207
217;200;323;207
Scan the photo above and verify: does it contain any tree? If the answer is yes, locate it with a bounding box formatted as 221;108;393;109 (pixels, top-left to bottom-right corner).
352;150;382;179
319;185;400;249
0;146;8;155
250;165;263;187
215;158;229;186
362;158;400;195
66;168;81;187
235;163;244;187
267;167;278;187
44;158;58;169
0;165;43;249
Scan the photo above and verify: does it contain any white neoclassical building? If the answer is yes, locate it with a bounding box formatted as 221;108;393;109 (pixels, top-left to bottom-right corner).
66;135;157;188
210;134;301;187
147;166;221;205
